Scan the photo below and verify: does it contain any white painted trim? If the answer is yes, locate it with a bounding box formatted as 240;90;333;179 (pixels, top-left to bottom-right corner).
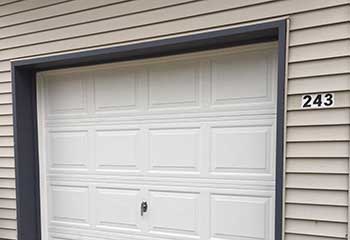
37;72;49;240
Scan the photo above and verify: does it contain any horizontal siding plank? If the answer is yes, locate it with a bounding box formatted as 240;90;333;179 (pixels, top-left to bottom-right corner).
0;0;198;38
286;174;348;190
0;1;21;7
285;219;347;238
286;158;348;174
0;228;16;240
0;158;14;169
290;22;350;47
285;233;347;240
0;179;15;189
285;204;348;222
0;116;13;126
0;126;13;136
0;189;15;199
0;82;11;93
0;169;14;179
287;125;350;142
0;137;14;147
0;147;14;158
0;209;16;220
289;57;350;79
0;0;128;28
0;94;12;105
0;0;68;17
289;4;350;30
289;40;350;63
287;109;350;126
288;91;350;110
0;105;12;115
0;199;15;209
287;142;349;158
0;72;10;83
0;0;348;62
285;189;348;206
0;61;10;72
0;219;16;230
288;75;350;95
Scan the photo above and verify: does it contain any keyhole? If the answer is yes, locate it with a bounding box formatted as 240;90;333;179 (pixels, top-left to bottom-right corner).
141;201;148;216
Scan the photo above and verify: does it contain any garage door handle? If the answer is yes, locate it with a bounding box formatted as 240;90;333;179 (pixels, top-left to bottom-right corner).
141;201;148;216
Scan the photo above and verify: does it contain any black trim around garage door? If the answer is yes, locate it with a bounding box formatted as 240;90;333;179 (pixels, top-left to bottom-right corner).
12;20;287;240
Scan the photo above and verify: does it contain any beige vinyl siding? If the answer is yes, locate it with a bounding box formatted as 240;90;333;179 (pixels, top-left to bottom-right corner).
0;188;15;199
0;0;130;28
0;1;20;7
286;158;349;174
288;75;350;94
289;40;350;63
0;72;11;83
285;219;347;239
287;125;350;141
0;159;14;169
0;0;237;36
0;94;12;105
287;109;350;126
286;189;348;206
0;0;349;239
0;0;69;17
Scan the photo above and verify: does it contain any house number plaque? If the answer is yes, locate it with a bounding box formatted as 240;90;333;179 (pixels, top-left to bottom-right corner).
301;93;335;109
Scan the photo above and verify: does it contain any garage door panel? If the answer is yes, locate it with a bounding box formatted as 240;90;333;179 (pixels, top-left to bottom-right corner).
148;190;200;238
41;46;277;123
95;187;142;232
148;127;200;174
95;128;142;172
209;119;275;179
48;130;89;170
148;62;200;109
93;68;140;112
210;49;277;108
210;126;269;171
211;193;273;240
45;71;89;116
46;118;276;180
49;184;90;227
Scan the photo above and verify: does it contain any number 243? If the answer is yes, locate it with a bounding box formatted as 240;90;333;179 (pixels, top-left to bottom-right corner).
302;93;334;108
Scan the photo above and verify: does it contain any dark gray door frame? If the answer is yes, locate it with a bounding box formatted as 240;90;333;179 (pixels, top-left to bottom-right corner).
12;20;287;240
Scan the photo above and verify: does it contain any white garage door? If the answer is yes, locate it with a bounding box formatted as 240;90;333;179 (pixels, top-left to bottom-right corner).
37;42;278;240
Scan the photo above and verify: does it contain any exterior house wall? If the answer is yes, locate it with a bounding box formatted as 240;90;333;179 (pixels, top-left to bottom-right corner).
0;0;348;239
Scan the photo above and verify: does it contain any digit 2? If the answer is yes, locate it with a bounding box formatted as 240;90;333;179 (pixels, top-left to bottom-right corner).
302;95;312;108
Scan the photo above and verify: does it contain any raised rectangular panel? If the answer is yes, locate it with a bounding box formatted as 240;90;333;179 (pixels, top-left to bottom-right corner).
95;187;141;232
48;130;88;169
45;72;88;115
210;50;274;107
210;125;273;175
149;190;199;237
148;61;200;109
50;185;89;225
95;129;141;171
149;127;199;172
93;69;138;112
211;194;271;240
